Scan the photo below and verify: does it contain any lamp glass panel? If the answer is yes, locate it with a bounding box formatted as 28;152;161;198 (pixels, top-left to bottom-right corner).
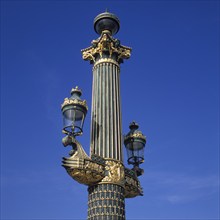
74;112;85;132
125;140;145;165
63;108;75;128
132;141;145;151
63;108;85;134
75;109;84;121
125;142;133;159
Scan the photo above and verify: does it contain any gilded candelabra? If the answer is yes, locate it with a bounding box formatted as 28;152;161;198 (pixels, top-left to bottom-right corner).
61;11;147;220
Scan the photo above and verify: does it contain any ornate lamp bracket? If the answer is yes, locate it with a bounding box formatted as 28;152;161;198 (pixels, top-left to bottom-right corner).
62;138;143;197
62;137;105;185
124;168;143;198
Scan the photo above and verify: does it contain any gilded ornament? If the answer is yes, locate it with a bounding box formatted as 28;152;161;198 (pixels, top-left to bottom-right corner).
61;98;88;110
82;32;131;64
62;140;143;196
101;160;125;184
93;58;120;69
124;168;143;198
62;140;105;185
124;131;146;142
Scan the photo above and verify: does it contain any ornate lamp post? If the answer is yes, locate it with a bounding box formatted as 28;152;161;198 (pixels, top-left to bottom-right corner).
61;11;147;220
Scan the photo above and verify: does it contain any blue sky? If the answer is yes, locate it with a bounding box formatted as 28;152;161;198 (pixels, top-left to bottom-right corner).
1;0;219;219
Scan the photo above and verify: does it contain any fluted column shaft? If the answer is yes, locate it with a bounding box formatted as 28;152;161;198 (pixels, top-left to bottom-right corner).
90;60;122;161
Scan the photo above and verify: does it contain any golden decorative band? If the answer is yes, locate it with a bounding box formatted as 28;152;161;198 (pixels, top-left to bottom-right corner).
93;58;120;70
61;98;88;110
124;131;146;142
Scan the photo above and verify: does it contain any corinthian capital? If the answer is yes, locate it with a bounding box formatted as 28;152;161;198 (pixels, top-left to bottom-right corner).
81;31;131;64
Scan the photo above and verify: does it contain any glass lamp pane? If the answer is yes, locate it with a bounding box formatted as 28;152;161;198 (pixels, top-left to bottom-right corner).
63;109;75;131
63;108;85;134
75;109;84;121
132;141;144;150
64;108;75;121
125;140;145;165
74;113;85;132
